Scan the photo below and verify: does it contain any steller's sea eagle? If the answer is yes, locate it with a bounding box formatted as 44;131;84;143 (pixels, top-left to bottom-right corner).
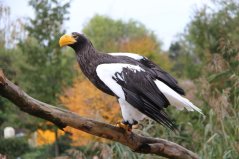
59;32;204;131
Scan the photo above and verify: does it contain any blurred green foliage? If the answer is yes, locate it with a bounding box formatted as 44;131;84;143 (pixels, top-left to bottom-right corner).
19;0;75;105
21;133;73;159
0;0;74;157
0;137;30;158
167;0;239;158
83;15;157;52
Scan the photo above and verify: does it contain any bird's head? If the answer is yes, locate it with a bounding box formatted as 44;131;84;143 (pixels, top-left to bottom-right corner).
59;32;89;51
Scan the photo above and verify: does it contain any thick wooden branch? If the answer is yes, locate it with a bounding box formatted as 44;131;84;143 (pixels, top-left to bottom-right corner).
0;70;199;159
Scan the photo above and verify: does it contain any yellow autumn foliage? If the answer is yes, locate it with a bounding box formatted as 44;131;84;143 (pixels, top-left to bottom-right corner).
60;78;120;145
36;129;55;146
119;35;172;71
120;35;159;56
36;129;64;146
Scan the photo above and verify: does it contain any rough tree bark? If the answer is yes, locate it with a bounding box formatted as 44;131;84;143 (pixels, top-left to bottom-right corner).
0;70;199;159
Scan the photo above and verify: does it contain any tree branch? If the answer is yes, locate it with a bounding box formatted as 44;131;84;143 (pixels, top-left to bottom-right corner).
0;70;199;159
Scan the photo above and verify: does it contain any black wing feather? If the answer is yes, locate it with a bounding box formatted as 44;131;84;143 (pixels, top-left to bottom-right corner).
139;57;185;95
113;68;177;131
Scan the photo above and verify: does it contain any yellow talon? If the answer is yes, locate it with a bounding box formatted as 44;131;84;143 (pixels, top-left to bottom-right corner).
116;121;132;132
132;124;139;129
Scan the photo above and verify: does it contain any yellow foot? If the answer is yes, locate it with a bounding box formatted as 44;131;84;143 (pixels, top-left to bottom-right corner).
116;122;132;132
132;124;139;129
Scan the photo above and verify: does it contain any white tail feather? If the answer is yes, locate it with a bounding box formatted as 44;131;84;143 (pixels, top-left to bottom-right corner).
154;80;204;115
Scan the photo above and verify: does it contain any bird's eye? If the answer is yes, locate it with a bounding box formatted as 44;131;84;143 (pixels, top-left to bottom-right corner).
72;34;78;39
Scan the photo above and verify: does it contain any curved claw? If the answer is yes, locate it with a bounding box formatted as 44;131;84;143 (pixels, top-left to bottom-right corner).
116;121;132;132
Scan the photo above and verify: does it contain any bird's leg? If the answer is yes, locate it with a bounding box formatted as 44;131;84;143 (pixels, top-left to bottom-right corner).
116;120;138;132
116;121;132;132
132;120;140;129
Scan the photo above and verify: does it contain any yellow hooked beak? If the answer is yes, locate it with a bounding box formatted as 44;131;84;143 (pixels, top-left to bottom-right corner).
59;34;77;47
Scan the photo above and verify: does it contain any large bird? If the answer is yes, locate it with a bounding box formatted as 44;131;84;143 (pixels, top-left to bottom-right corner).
59;32;203;131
